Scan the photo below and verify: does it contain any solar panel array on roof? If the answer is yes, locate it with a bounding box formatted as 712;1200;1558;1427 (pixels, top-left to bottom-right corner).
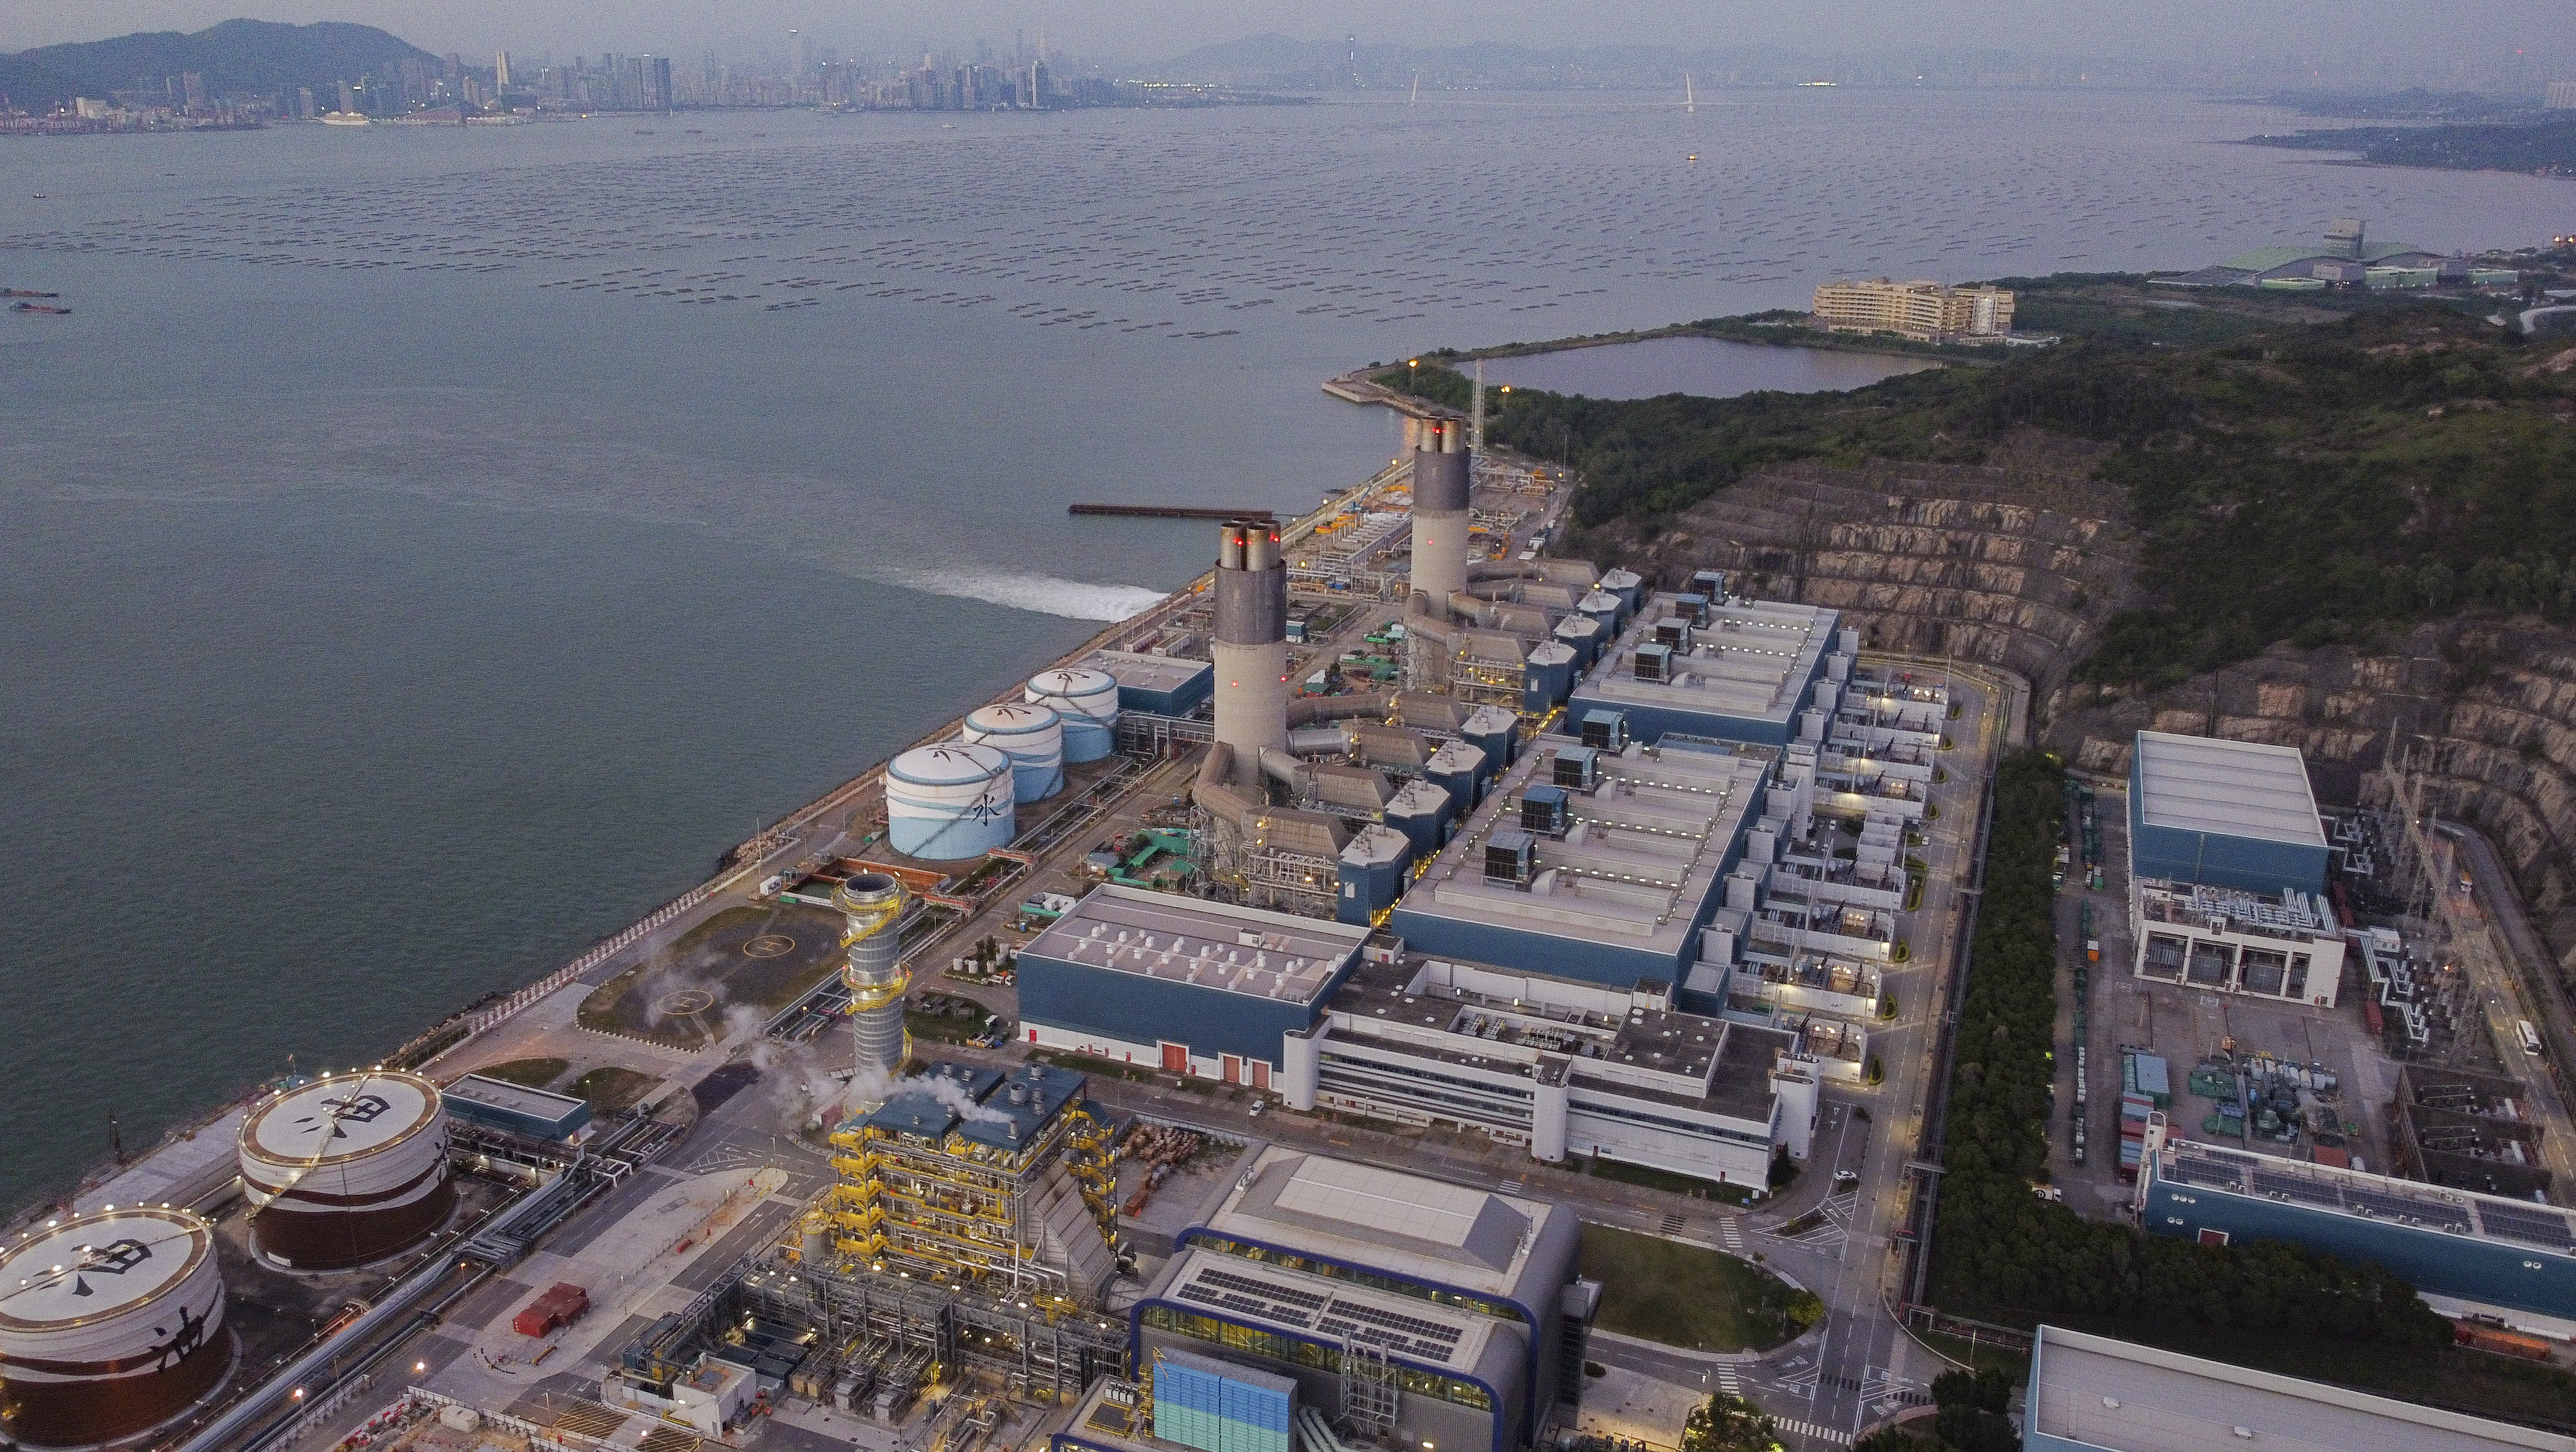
1172;1262;1474;1367
2475;1202;2576;1252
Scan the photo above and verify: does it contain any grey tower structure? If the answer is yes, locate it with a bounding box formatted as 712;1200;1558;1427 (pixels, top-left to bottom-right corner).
1211;519;1289;763
1410;417;1472;609
835;871;909;1082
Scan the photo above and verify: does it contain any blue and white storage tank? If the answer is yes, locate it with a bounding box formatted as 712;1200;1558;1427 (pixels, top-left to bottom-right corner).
1026;667;1119;763
1524;641;1579;712
962;703;1065;803
886;743;1016;858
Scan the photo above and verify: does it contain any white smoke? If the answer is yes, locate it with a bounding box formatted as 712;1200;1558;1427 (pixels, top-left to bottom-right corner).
840;1065;1012;1125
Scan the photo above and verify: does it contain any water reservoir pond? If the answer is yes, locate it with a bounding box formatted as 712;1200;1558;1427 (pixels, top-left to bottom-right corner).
1477;333;1942;399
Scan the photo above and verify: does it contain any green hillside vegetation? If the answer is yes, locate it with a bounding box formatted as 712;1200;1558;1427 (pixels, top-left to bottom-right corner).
2250;114;2576;175
11;20;432;101
0;55;74;110
1387;305;2576;691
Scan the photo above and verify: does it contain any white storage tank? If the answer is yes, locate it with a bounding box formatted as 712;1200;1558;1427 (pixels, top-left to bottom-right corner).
1026;667;1119;763
962;702;1065;803
0;1207;230;1447
239;1068;453;1271
886;743;1016;860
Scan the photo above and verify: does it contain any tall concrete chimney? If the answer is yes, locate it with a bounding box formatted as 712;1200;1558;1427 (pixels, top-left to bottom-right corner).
1410;417;1471;608
1213;519;1289;761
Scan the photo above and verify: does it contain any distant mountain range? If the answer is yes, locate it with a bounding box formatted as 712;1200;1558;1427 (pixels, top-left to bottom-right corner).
1;20;432;109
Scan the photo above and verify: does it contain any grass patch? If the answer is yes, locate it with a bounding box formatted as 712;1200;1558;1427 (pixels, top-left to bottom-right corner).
470;1057;569;1090
577;903;843;1046
1578;1223;1819;1352
1579;1157;1755;1203
907;1010;992;1046
1031;1050;1157;1083
570;1066;662;1114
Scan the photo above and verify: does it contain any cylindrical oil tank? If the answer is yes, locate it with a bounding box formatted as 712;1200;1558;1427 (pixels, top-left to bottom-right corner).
1524;641;1578;712
962;703;1065;803
239;1069;452;1271
1026;667;1119;763
1554;613;1604;671
0;1207;230;1447
886;744;1015;860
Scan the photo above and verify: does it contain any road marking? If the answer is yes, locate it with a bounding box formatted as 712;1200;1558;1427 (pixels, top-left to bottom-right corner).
1498;1179;1524;1194
1719;1217;1745;1253
1770;1418;1851;1445
1659;1210;1688;1235
1714;1364;1742;1395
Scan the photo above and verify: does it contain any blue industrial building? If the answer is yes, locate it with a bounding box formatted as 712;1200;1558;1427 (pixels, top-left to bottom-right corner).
1015;885;1371;1087
2127;731;2329;898
1387;735;1773;990
1564;597;1849;749
2137;1133;2576;1323
1087;649;1215;719
446;1074;594;1142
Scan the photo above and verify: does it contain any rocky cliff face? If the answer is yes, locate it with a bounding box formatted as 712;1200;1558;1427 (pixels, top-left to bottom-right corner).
2046;622;2576;973
1579;436;2576;975
1581;432;2137;706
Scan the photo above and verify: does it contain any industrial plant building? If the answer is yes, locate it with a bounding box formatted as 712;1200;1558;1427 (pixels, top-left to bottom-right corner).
2167;218;2453;290
2123;731;2342;1007
1562;597;1853;750
2022;1324;2575;1452
1285;956;1816;1187
1809;278;2014;342
1119;1147;1595;1452
2134;1122;2576;1328
821;1061;1121;1303
1017;885;1372;1088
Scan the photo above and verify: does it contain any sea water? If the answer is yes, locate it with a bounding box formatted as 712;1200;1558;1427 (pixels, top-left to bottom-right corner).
0;90;2563;1209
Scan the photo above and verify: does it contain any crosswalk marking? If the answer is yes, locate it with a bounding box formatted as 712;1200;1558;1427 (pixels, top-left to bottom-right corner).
1718;1217;1745;1253
1770;1419;1851;1445
1498;1179;1524;1194
1713;1364;1742;1395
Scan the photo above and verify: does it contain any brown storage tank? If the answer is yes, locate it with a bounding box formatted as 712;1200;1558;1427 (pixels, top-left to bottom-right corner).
0;1207;231;1447
239;1069;453;1270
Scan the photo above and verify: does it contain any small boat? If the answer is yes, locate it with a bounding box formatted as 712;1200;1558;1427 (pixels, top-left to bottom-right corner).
1;288;61;298
12;302;71;314
28;192;45;199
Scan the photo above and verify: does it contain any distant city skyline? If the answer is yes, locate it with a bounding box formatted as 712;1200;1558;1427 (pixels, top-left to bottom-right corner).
5;1;2575;89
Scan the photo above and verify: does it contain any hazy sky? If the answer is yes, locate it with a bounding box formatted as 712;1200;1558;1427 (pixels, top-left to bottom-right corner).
3;0;2570;76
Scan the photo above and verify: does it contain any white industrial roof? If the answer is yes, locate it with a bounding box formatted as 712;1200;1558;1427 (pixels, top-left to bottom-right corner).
2028;1325;2575;1452
0;1209;209;1325
1160;1247;1497;1374
1202;1147;1552;1297
1575;596;1841;726
2132;731;2325;849
1025;885;1367;1006
243;1071;441;1162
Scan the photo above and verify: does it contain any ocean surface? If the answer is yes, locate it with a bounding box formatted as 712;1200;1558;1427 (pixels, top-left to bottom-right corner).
3;91;2569;1211
1478;334;1940;399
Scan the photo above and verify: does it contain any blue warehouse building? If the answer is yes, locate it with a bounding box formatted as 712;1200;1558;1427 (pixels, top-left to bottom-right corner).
2127;730;2329;898
1015;884;1371;1088
1386;734;1777;991
1564;596;1851;749
1087;649;1216;719
446;1073;594;1142
2137;1129;2576;1326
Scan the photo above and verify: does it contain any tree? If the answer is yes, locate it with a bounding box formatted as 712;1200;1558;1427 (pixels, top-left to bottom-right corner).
1849;1431;1937;1452
1679;1393;1781;1452
1766;1145;1797;1190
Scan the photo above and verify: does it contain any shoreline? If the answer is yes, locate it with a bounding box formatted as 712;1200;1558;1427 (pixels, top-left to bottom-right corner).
2;417;1410;1235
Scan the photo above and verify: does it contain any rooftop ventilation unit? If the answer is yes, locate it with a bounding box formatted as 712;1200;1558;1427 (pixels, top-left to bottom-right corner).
1671;592;1710;626
1483;829;1538;889
1553;746;1601;791
1652;618;1693;650
1581;709;1628;751
1520;785;1570;838
1635;643;1671;682
1690;569;1727;601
